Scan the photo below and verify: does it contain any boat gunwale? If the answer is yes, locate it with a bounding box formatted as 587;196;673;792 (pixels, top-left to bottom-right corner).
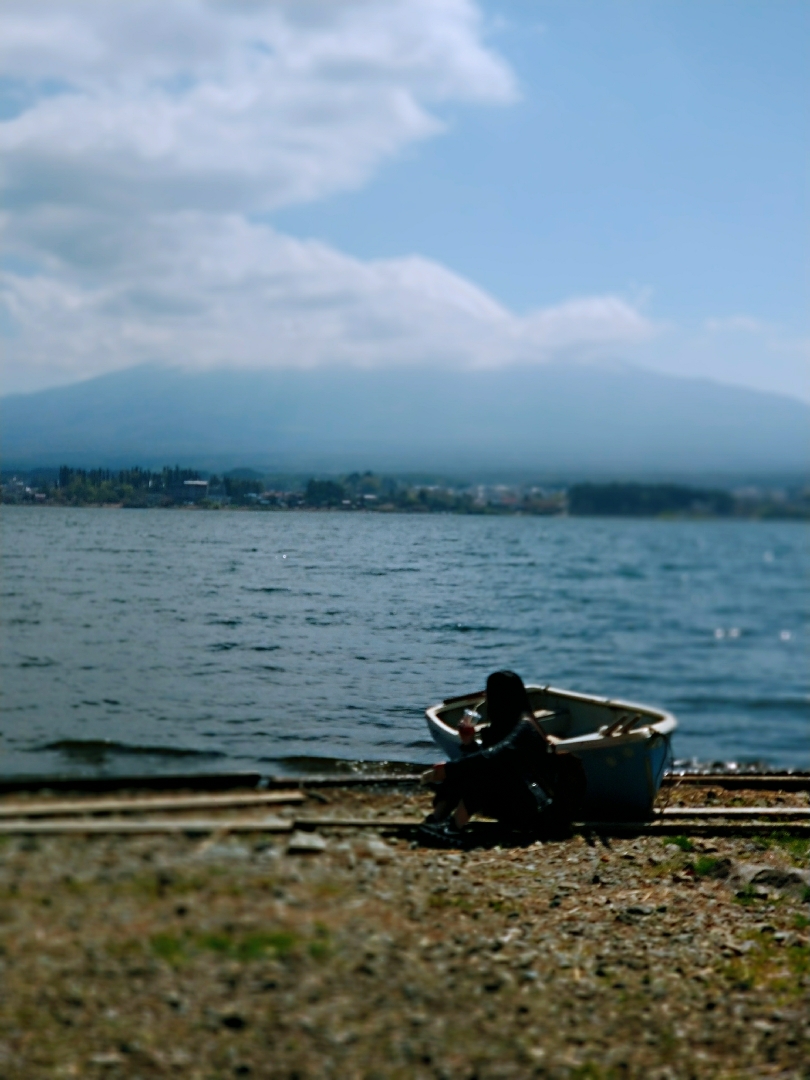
426;684;677;747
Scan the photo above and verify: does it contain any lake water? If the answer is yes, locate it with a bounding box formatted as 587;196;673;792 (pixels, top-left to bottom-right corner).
1;507;807;778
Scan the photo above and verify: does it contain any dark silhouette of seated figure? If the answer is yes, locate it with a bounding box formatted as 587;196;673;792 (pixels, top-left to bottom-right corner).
480;669;533;747
422;670;586;844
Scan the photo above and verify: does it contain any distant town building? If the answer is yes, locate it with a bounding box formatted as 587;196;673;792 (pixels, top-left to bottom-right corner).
183;480;208;502
167;479;209;503
1;478;33;503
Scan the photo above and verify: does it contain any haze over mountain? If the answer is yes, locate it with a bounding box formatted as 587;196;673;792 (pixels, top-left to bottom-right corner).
2;362;807;479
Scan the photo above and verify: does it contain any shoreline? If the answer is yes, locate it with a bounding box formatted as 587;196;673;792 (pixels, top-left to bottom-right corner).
4;502;810;521
4;473;808;520
1;780;808;1078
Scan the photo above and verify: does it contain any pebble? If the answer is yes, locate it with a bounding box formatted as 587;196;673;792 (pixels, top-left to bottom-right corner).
359;838;394;863
193;840;252;861
286;830;327;854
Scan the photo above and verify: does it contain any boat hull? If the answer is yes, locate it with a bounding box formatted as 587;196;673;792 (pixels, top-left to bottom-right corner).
425;685;676;820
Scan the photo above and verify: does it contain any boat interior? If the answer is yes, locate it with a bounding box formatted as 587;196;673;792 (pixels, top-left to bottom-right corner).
436;685;669;744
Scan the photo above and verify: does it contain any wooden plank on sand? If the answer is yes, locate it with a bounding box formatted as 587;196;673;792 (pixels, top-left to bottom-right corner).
0;790;304;819
0;816;293;835
293;816;422;828
660;806;810;818
662;774;810;791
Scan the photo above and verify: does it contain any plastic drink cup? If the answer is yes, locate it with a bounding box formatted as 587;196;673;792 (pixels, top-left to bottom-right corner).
458;708;480;745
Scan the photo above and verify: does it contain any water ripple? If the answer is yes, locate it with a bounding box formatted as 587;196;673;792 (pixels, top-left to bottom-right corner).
1;507;807;776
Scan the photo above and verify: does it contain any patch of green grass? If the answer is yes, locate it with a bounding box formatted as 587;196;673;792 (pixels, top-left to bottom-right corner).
668;836;693;852
308;923;331;960
768;829;810;864
313;880;344;899
747;832;810;864
148;927;300;964
732;883;791;910
787;940;810;982
571;1064;603;1079
308;941;330;961
721;931;809;997
240;932;297;960
198;929;298;961
693;856;726;878
723;961;754;991
734;884;760;907
429;893;474;913
199;932;232;954
794;913;809;930
150;933;186;964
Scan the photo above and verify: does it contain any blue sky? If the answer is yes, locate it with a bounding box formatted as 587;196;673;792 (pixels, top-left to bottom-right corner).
274;0;808;328
1;0;807;400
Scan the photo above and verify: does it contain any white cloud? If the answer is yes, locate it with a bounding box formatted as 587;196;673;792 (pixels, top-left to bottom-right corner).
1;213;653;391
0;0;516;215
0;0;656;394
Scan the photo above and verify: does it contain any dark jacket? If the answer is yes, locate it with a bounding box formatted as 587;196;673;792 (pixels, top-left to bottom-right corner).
445;716;552;789
444;717;586;825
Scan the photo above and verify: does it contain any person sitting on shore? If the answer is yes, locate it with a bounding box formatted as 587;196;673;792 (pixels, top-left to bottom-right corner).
418;670;585;847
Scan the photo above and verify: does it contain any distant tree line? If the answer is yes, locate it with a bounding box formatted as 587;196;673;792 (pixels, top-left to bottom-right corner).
2;467;807;518
567;482;734;517
50;466;202;507
304;473;483;512
16;466;272;508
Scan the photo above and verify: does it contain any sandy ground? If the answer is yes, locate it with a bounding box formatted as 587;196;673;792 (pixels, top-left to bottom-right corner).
0;783;808;1080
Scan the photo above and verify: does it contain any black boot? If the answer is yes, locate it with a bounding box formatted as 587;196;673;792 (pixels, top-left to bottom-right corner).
416;818;470;849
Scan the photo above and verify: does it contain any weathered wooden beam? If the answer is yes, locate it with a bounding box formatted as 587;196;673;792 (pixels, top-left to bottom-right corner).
662;774;810;791
293;816;422;829
659;806;810;818
0;772;262;795
0;790;304;819
577;821;810;837
0;816;807;838
0;815;293;835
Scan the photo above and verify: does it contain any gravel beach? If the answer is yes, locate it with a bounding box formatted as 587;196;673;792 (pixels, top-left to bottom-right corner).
0;782;808;1079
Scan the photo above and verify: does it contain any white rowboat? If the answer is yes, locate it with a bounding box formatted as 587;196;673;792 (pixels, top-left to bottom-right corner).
425;685;676;820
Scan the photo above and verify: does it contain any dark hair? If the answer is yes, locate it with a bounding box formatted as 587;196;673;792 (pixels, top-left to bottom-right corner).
484;670;532;744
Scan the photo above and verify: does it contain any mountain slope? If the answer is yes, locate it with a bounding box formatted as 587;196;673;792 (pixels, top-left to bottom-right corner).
2;363;808;476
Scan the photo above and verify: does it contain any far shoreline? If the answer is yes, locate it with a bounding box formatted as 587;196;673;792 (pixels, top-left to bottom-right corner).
4;471;809;519
2;502;809;522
